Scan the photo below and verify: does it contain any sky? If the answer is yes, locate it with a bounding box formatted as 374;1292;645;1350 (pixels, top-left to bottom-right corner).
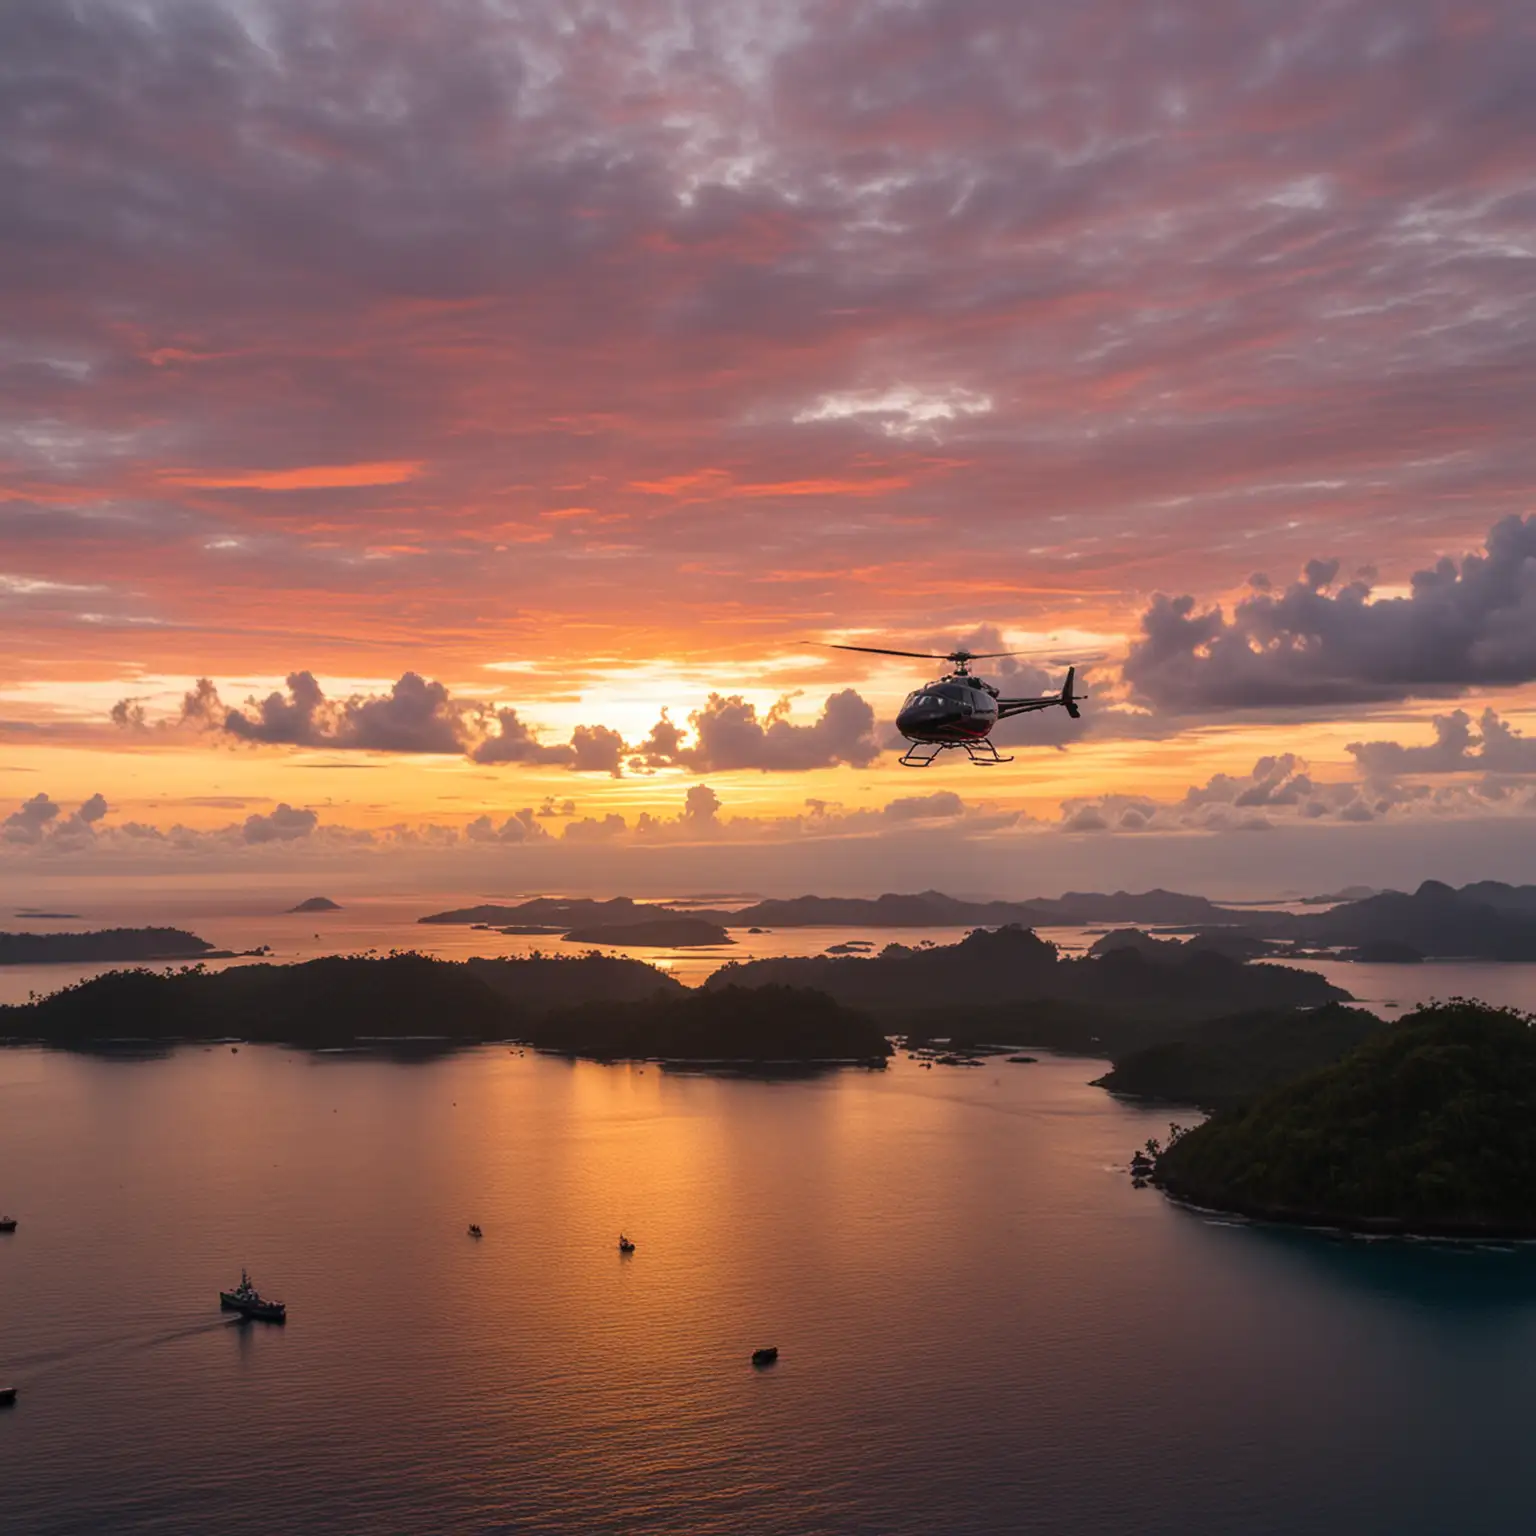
3;0;1535;900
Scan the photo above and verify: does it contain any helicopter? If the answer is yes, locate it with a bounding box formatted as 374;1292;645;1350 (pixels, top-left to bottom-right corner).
820;643;1088;767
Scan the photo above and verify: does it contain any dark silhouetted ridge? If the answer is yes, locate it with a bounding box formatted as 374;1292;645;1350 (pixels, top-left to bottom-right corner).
708;926;1345;1035
530;985;890;1065
418;888;1236;930
3;953;684;1047
1093;1003;1382;1111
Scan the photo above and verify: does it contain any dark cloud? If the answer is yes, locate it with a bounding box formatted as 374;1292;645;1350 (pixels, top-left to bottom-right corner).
1062;805;1109;834
1;790;108;846
1349;708;1536;775
225;671;469;754
114;668;887;774
683;784;721;825
1058;757;1394;834
242;802;318;843
1183;754;1315;810
2;791;60;845
642;691;880;772
1125;516;1536;711
464;808;549;844
469;707;575;767
568;725;626;777
562;813;628;842
880;791;965;822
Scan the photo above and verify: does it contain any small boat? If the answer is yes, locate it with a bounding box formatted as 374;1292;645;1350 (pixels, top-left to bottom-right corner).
0;1217;16;1233
468;1224;483;1239
618;1234;635;1253
219;1269;286;1323
751;1347;779;1367
0;1387;16;1406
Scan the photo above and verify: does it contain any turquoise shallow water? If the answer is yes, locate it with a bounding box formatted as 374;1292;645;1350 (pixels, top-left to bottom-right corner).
2;1044;1535;1534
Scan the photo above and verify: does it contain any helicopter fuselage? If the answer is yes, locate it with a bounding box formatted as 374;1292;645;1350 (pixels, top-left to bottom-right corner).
896;673;1000;744
816;642;1082;766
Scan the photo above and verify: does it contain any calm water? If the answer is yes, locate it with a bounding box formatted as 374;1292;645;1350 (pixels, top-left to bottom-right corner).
3;1047;1536;1533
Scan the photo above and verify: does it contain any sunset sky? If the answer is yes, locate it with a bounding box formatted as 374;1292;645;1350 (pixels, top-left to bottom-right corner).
3;0;1535;898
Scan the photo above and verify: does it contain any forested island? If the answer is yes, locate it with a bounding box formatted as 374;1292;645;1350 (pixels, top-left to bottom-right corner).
287;897;342;913
709;925;1346;1045
1092;1002;1383;1111
0;952;882;1065
1151;1002;1536;1237
0;928;218;966
530;985;889;1065
0;955;516;1047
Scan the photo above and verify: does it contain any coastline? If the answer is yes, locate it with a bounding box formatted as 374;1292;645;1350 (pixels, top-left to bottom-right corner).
1155;1181;1536;1244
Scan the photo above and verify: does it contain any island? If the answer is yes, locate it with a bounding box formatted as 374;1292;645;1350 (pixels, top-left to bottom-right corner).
1151;1001;1536;1237
1086;928;1277;963
1182;880;1536;962
529;984;890;1066
1091;1002;1382;1111
287;897;342;913
0;928;217;966
418;887;1241;930
420;896;664;927
561;918;733;948
706;925;1348;1056
1;952;683;1047
0;952;884;1070
0;955;518;1046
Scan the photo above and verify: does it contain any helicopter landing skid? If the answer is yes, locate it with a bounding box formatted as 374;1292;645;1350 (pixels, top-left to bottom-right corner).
898;738;1014;767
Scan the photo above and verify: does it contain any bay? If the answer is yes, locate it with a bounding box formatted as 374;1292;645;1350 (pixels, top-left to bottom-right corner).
2;1045;1536;1533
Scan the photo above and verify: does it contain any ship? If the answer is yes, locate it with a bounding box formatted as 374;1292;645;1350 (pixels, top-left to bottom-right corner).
0;1217;16;1233
219;1269;287;1323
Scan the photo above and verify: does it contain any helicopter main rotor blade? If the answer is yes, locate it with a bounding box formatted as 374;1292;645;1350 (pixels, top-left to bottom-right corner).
815;643;956;661
812;642;1106;664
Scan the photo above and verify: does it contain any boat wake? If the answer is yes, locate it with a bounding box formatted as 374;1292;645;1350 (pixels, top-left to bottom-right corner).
10;1316;238;1379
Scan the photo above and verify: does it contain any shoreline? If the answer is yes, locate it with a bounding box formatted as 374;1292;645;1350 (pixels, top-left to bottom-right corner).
1156;1182;1536;1244
0;1034;890;1069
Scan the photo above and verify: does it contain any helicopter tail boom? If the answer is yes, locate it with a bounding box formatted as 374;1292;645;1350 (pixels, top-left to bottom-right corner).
996;667;1085;721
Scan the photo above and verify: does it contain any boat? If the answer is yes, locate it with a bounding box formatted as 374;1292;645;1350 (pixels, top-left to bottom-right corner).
618;1234;635;1253
219;1269;286;1323
751;1347;779;1367
468;1224;483;1238
0;1387;16;1406
0;1217;15;1233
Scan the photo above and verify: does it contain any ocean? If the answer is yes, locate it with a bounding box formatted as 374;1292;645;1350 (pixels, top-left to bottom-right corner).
3;1045;1536;1533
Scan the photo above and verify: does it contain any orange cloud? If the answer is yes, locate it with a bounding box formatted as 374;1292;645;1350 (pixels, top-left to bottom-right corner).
630;468;909;499
163;461;425;491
